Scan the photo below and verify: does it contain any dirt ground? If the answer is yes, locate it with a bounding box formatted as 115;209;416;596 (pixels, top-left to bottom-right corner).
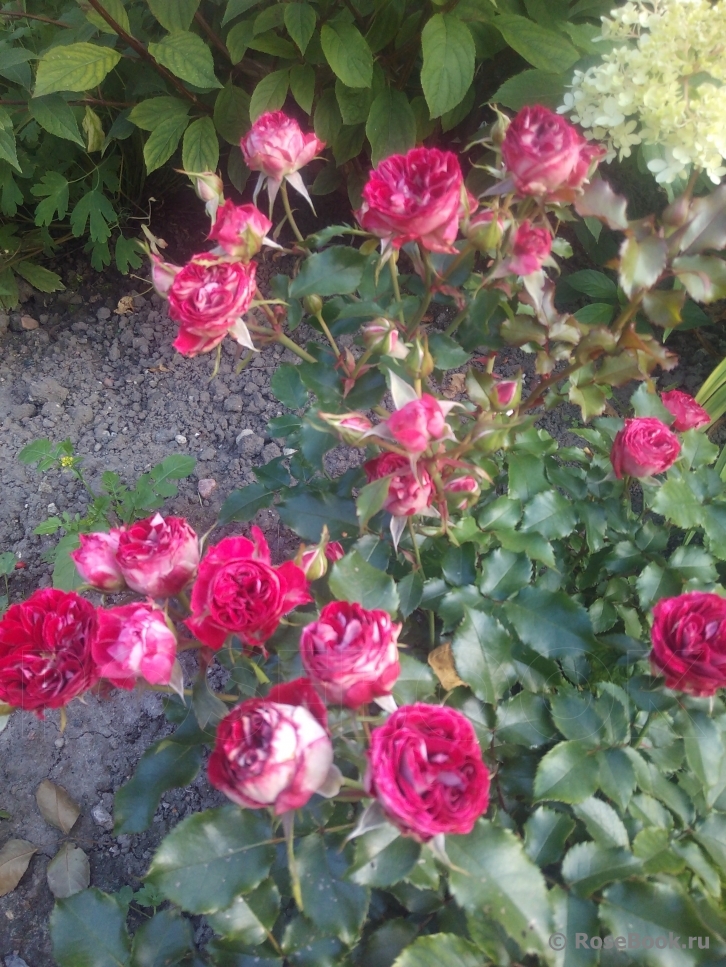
0;235;723;964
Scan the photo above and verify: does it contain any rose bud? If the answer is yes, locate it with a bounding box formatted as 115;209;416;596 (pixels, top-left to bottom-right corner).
186;526;311;650
491;378;520;410
150;254;181;298
241;111;324;208
444;475;481;511
209;200;272;261
356;147;464;253
364;453;433;517
116;514;199;599
405;338;435;381
611;418;681;478
465;210;505;253
300;601;401;708
318;411;374;446
297;539;345;581
93;602;177;689
661;390;710;432
503;221;552;277
361;318;406;358
365;703;490;841
191;171;224;219
168;253;257;357
502;105;605;197
71;530;125;592
651;592;726;696
207;697;334;813
387;394;448;453
0;590;99;717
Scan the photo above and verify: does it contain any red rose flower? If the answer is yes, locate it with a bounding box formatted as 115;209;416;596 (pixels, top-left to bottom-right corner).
116;514;199;599
71;530;124;592
505;221;552;276
387;395;447;453
0;590;99;716
661;390;710;432
365;703;490;841
186;526;312;650
611;418;681;478
356;147;464;253
651;592;726;696
209;200;272;260
364;453;433;517
300;601;401;708
502;105;605;197
93;602;177;690
208;697;333;813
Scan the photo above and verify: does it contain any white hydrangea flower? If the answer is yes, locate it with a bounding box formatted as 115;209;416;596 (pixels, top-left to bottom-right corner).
560;0;726;184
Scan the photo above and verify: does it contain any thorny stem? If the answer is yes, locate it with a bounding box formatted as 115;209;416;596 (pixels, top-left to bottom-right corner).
406;253;434;337
280;181;306;245
274;331;316;363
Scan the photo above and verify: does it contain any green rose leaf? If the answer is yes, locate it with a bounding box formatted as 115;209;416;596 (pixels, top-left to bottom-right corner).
130;908;193;967
297;833;369;944
452;607;518;704
348;824;421;888
329;551;399;616
51;889;131;967
534;740;600;803
392;934;483;967
289;246;369;298
505;587;598;660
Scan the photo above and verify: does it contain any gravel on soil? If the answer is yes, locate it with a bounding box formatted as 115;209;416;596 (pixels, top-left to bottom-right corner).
0;250;723;965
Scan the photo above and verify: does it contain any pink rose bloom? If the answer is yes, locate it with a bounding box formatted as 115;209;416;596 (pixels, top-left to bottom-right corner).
267;676;328;729
611;418;681;478
93;602;177;690
116;514;199;599
150;255;181;297
651;592;726;696
505;221;552;276
318;411;374;446
502;105;605;196
71;531;124;592
209;200;272;260
365;703;491;841
356;147;464;253
445;475;480;511
300;601;401;708
661;390;710;432
207;697;333;813
186;526;311;650
364;453;433;517
168;253;257;357
387;394;447;453
241;111;324;181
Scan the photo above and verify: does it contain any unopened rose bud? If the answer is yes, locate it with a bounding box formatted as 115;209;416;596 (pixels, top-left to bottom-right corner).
304;294;323;315
466;210;505;253
362;318;401;356
406;338;434;380
490;106;511;147
491;378;520;410
298;546;328;581
444;475;481;511
318;411;373;446
190;172;224;220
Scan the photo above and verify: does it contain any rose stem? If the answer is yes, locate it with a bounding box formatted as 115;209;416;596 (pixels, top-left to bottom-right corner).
314;309;341;357
283;811;304;910
280;181;306;245
407;518;436;646
388;257;406;327
273;331;316;363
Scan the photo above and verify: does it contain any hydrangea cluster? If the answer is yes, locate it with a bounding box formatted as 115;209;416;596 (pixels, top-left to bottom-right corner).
559;0;726;184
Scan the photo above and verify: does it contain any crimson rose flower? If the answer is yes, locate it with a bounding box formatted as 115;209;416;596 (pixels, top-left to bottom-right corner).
116;514;199;599
186;526;311;649
651;592;726;696
93;602;177;690
364;453;433;517
387;395;447;453
168;253;256;357
505;221;552;276
72;530;124;592
366;703;490;841
502;105;605;196
356;147;464;253
300;601;401;708
661;390;710;432
611;418;681;478
208;697;333;813
0;590;99;716
209;200;272;260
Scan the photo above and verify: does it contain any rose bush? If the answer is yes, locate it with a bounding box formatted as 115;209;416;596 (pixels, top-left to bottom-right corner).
8;104;726;966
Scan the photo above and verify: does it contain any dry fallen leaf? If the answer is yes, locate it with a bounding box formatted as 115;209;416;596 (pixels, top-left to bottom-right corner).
46;842;90;899
427;641;465;691
115;295;134;315
36;780;80;834
0;839;37;897
443;373;466;399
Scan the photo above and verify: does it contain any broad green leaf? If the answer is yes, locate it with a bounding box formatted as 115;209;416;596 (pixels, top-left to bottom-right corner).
182;117;219;173
683;711;725;800
356;477;391;530
442;543;476;586
348;824;420;887
51;889;131;967
549;689;606;746
147;0;201;32
206;880;280;945
289;246;368;298
52;535;84;591
70;189;116;242
226;20;255;63
149;33;221;90
150;454;196;485
35;43;122;97
619;233;668;298
452;608;517;704
115;235;143;275
478;495;522;530
566;269;617;301
550;887;599;967
652;475;704;529
29;94;84;146
290;63;315;114
222;0;264;25
14;261;65;294
524;806;575;867
336;81;373;125
297;833;369;944
491;68;566;110
507;452;550;500
131;908;192;967
359;921;419;967
366;88;416;166
83;0;129;33
321;22;373;88
285;3;316;54
333;123;366;165
494;14;579;72
479;548;532;601
128;97;190;131
534;740;600;803
147;806;275;914
0;110;19;173
314;89;343;144
279;491;358;542
214;83;250;143
250;69;290;121
694;813;726;874
398;571;424;619
420;14;475;119
18;438;54;464
391;934;482;967
143;115;190;173
573;797;629;849
522;490;578;540
329;551;399;616
562;842;641;898
496;692;556;748
392;653;436;705
270;364;307;409
505;587;597;660
447;821;552;956
573;303;614;326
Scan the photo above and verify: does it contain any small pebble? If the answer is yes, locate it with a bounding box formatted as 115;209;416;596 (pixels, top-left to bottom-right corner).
175;434;187;445
91;804;113;828
198;478;217;499
20;315;38;330
54;738;64;749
